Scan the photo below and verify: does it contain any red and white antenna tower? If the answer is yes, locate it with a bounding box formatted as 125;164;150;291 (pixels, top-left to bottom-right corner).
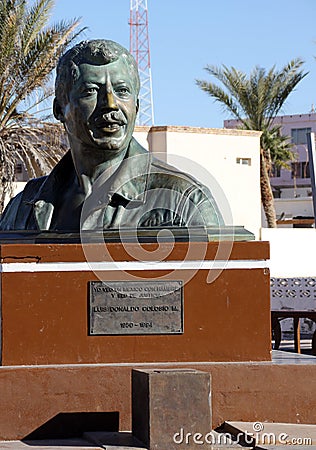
129;0;154;126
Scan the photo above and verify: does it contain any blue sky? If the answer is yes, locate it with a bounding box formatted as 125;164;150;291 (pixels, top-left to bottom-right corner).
52;0;316;128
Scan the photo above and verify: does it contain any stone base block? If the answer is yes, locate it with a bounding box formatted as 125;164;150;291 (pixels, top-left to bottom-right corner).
132;369;211;450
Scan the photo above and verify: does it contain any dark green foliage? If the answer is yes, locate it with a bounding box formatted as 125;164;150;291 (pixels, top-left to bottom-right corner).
0;0;84;211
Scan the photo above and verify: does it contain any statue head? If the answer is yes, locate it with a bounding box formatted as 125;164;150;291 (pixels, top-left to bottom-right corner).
53;39;140;155
55;39;140;105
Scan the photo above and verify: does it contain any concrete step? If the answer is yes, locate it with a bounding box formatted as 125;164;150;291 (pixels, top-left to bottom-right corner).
0;437;101;449
84;431;147;449
221;421;316;448
203;430;252;448
0;430;252;449
85;430;253;449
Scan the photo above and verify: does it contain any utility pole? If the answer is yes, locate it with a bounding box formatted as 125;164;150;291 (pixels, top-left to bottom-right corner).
307;132;316;226
129;0;154;126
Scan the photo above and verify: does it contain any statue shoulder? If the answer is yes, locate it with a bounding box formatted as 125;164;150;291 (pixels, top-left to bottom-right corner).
149;156;207;193
148;156;224;227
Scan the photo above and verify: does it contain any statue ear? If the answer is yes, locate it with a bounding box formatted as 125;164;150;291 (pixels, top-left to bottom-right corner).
53;98;65;123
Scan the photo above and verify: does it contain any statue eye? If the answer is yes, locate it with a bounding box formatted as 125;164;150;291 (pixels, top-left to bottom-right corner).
115;86;131;97
81;86;98;96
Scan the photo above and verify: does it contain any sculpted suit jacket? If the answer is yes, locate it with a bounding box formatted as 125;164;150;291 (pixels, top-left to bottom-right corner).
0;138;223;231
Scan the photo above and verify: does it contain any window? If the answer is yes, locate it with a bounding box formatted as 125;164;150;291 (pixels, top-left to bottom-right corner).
291;128;312;145
291;161;310;179
236;157;251;166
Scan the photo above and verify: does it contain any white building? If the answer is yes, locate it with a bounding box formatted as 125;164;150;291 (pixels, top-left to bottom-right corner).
134;125;261;238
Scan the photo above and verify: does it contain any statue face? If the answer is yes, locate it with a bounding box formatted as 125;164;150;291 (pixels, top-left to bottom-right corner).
60;57;138;155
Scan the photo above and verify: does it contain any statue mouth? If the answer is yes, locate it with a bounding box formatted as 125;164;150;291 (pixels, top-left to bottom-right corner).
93;113;127;133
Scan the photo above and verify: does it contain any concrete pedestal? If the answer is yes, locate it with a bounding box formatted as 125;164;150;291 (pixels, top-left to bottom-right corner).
0;241;270;365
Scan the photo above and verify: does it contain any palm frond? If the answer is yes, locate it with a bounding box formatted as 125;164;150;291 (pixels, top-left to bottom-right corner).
196;78;247;127
21;0;54;54
0;0;84;211
196;60;307;166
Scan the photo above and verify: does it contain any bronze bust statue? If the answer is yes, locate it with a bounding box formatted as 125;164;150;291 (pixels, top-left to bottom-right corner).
0;39;223;232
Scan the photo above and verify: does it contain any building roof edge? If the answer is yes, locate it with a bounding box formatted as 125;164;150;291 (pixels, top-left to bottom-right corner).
134;125;261;137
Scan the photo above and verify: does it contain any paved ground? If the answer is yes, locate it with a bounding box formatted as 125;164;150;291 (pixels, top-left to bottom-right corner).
274;337;315;355
282;337;313;350
0;438;100;449
222;421;316;449
0;432;147;449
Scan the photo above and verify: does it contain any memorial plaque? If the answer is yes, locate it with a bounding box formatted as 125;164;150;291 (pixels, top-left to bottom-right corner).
89;280;183;335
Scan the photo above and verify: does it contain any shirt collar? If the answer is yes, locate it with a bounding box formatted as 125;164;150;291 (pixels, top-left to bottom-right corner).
105;137;151;203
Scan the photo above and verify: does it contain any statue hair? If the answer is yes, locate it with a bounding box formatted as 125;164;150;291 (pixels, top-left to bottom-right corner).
55;39;140;106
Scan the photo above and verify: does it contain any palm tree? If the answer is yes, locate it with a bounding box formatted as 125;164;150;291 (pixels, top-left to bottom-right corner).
0;0;84;211
196;60;307;227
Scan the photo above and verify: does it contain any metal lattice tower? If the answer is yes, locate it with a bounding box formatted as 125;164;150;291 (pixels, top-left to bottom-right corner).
129;0;154;126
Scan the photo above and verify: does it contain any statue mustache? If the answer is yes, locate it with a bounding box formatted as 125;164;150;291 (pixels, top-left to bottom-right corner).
94;111;127;126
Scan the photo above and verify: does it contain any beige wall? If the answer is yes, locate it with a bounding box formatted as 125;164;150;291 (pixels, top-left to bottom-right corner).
134;126;262;238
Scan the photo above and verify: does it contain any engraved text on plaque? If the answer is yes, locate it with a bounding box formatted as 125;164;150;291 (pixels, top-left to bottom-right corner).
89;280;183;335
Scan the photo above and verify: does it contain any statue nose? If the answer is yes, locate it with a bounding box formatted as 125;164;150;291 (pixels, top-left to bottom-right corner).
104;74;119;110
105;88;118;109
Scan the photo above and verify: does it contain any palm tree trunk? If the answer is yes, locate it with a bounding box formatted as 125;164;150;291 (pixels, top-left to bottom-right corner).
260;150;277;228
